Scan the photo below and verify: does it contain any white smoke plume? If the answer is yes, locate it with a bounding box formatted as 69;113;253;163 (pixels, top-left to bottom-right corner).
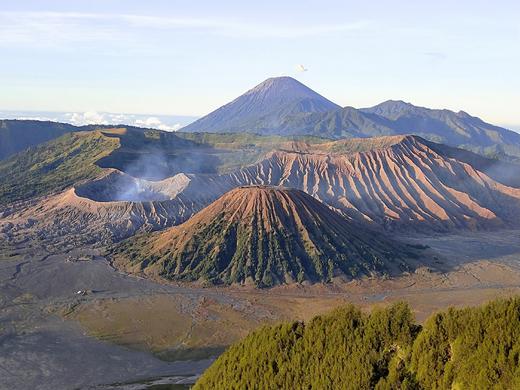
296;64;308;72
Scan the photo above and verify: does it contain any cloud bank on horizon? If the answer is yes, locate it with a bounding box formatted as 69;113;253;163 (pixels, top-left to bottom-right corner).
0;110;197;131
0;1;518;126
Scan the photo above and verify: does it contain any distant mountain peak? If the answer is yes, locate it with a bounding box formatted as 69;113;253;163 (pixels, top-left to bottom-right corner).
378;99;414;107
181;77;339;134
178;78;520;159
239;76;334;105
363;100;421;113
249;76;313;94
252;76;300;87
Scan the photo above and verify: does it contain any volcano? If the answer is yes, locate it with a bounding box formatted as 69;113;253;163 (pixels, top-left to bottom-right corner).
180;77;520;161
181;76;340;134
4;131;520;248
113;186;419;287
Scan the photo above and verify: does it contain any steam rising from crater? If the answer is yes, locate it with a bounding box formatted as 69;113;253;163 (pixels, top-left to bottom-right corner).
75;171;191;202
92;144;222;201
75;135;520;233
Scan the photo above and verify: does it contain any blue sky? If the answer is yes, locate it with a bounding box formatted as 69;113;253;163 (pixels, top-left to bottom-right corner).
1;1;519;128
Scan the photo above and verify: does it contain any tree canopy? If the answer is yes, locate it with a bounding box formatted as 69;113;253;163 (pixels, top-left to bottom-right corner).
195;297;520;389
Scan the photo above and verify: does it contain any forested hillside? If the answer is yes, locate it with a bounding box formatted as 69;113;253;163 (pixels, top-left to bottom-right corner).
195;297;520;389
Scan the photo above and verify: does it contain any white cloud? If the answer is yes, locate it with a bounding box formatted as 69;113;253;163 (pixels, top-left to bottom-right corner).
67;111;109;125
0;11;370;48
58;111;185;131
135;116;163;127
135;116;182;131
159;123;182;131
0;110;195;131
117;14;370;38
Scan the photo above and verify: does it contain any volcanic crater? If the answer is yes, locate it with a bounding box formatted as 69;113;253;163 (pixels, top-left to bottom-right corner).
4;134;520;247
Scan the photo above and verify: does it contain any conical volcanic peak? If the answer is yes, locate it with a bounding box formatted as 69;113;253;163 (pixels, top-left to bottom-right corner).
114;186;418;287
181;77;339;134
245;77;333;103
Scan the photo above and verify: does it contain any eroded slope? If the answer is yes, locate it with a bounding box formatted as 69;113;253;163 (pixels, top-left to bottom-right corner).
113;186;420;287
3;133;520;244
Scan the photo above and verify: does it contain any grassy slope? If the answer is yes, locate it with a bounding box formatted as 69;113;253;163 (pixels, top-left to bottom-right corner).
0;120;138;161
0;120;79;160
175;132;327;147
195;297;520;389
0;128;327;205
3;125;515;207
0;131;119;205
0;128;332;205
113;187;416;287
174;132;330;173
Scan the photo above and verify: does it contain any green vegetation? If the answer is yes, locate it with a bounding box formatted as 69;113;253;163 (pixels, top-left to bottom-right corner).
174;132;328;173
0;131;118;204
175;131;327;148
195;297;520;389
3;120;518;209
0;119;79;160
113;187;414;287
410;299;520;389
0;127;320;204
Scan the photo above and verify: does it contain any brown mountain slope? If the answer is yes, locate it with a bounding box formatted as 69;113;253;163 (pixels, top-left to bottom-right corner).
113;186;420;287
3;135;520;244
211;135;520;231
0;186;198;245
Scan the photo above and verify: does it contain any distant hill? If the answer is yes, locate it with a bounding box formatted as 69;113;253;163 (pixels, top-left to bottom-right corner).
282;102;520;160
195;297;520;389
0;117;326;164
0;130;119;205
113;186;418;287
181;78;520;162
0;120;156;161
181;76;340;134
0;120;81;160
361;100;520;159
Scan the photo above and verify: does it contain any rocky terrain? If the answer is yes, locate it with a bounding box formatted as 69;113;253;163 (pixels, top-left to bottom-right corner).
3;134;520;247
113;186;421;287
2;124;520;388
217;135;520;231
